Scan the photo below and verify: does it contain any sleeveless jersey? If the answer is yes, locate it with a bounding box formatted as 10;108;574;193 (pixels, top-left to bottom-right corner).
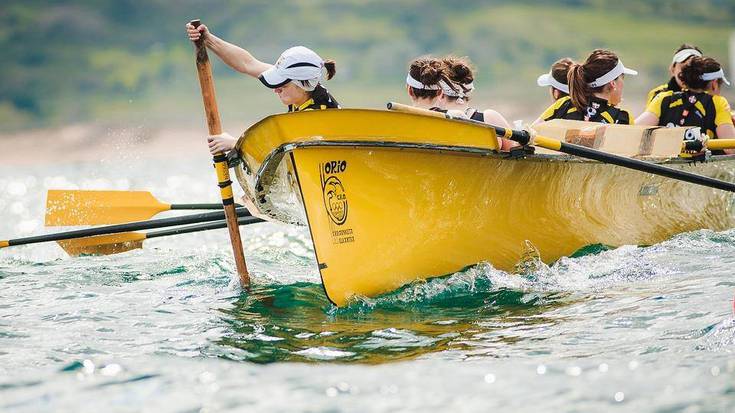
288;85;340;112
645;90;732;141
539;96;633;125
646;77;680;105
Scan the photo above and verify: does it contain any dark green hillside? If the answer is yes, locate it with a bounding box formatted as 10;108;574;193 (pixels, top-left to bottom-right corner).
1;0;733;130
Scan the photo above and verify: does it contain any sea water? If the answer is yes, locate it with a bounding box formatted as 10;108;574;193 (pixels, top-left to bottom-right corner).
1;155;734;412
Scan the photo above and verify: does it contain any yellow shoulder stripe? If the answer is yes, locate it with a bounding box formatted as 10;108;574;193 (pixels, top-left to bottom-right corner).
713;95;734;126
694;101;706;117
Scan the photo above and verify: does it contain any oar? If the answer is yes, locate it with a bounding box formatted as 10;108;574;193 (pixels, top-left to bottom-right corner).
0;208;252;250
45;189;232;226
683;139;735;152
57;216;264;256
387;102;735;193
190;19;250;287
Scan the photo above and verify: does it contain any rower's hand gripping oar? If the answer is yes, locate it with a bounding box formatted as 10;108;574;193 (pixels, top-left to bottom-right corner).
387;102;735;194
190;19;250;287
45;189;238;226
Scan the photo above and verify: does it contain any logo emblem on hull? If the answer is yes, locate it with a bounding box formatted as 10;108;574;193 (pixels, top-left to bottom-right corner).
321;161;348;225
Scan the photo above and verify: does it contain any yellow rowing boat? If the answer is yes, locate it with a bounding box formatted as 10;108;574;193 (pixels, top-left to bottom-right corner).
233;109;735;306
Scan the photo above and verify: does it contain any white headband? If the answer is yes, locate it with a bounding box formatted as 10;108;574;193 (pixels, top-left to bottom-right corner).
537;72;569;94
439;80;474;97
588;60;638;88
672;49;702;64
701;68;731;86
406;73;440;90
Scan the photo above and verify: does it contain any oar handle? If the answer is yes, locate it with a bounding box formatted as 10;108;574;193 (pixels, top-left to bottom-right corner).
2;208;252;248
680;138;735;153
386;102;531;145
703;139;735;151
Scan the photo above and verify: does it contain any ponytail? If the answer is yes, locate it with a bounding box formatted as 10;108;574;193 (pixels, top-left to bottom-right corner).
324;59;336;80
568;63;592;110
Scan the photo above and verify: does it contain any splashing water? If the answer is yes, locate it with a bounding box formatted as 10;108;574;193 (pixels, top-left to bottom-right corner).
2;157;735;412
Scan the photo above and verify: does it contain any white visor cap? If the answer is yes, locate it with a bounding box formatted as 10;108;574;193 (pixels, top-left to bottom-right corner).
672;48;702;64
259;46;324;89
588;60;638;88
537;72;569;94
701;68;731;86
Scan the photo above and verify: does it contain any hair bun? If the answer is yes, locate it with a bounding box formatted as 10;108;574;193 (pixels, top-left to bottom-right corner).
443;56;474;84
419;62;443;85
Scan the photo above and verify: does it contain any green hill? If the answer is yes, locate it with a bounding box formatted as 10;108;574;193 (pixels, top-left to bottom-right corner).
2;0;734;131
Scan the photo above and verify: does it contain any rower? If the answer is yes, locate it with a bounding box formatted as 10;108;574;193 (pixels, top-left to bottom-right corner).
405;56;448;109
433;56;515;150
636;56;735;154
646;44;703;105
536;49;636;125
436;56;512;128
536;57;574;102
185;22;340;155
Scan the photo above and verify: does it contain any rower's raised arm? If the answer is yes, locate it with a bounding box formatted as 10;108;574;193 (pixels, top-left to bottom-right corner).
185;22;272;78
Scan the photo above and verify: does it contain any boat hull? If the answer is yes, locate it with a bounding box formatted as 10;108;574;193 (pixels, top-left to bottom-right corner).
289;146;735;306
233;110;735;306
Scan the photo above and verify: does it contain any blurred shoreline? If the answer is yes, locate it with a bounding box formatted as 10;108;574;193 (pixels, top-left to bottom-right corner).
0;123;212;165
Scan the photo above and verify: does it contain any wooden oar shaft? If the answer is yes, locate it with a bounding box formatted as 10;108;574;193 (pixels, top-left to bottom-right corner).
190;19;250;287
387;102;735;193
2;208;252;248
386;102;532;145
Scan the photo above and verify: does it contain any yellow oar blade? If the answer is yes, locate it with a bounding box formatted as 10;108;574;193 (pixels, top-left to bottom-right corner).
45;190;170;226
56;232;146;256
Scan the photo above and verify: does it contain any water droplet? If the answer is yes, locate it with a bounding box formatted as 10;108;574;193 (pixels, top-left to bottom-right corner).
10;202;24;215
484;373;496;383
17;220;39;234
82;359;95;374
100;363;122;376
614;392;625;402
536;365;547;375
7;182;27;196
199;371;216;383
598;363;609;373
565;366;582;376
711;366;721;376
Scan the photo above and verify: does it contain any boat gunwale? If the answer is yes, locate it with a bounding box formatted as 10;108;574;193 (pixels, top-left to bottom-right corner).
250;139;735;191
236;138;735;224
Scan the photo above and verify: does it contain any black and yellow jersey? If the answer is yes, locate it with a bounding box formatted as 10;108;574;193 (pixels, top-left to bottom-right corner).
645;90;732;139
646;77;681;105
288;85;340;112
539;96;633;125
